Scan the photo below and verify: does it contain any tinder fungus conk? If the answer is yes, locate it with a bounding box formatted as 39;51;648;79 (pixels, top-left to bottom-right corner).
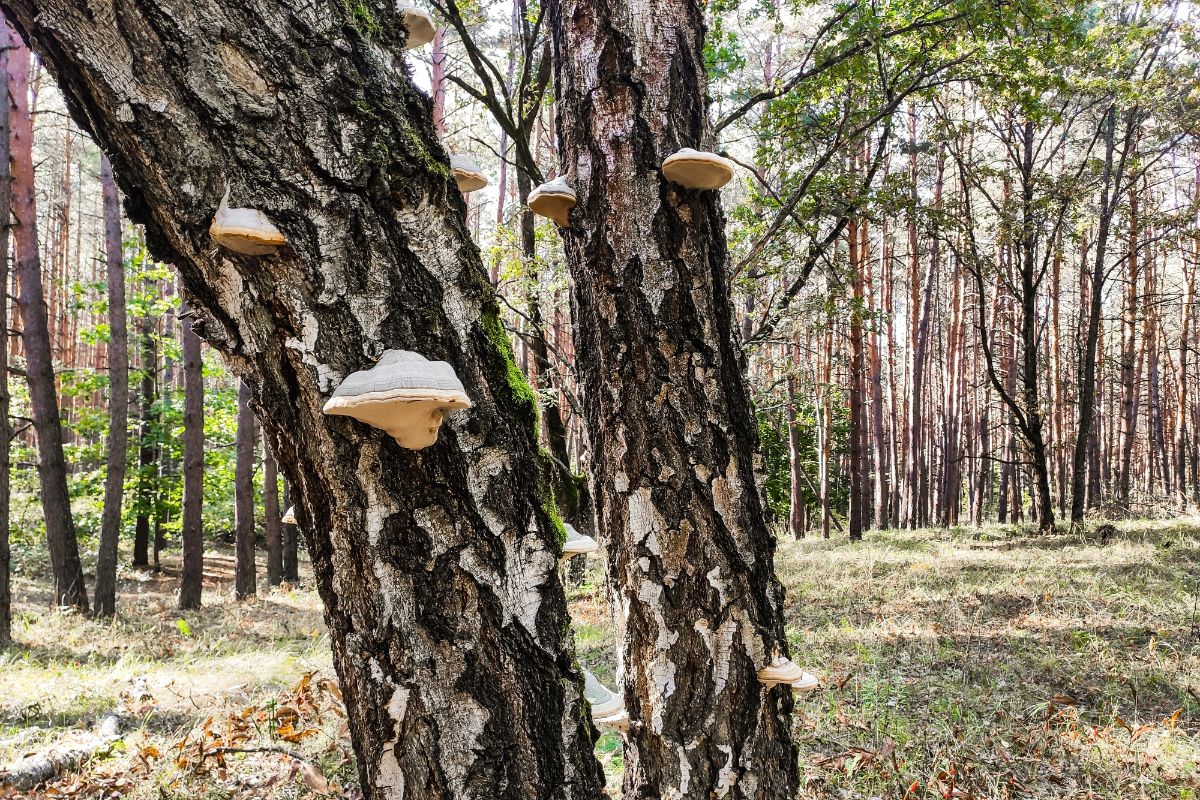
527;175;576;227
322;350;472;450
757;656;819;693
583;670;628;729
561;522;599;562
282;506;297;525
661;148;735;190
399;5;436;49
450;154;488;193
209;188;286;255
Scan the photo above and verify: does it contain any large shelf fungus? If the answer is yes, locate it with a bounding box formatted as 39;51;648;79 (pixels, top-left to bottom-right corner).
583;670;629;730
322;350;472;449
209;188;286;255
282;506;297;525
399;5;436;49
560;522;598;563
450;154;488;193
527;176;576;227
757;656;819;694
661;148;735;190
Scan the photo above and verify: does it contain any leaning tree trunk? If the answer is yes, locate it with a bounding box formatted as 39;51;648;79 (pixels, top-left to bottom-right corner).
178;294;204;611
547;1;799;798
93;153;130;617
234;379;258;600
0;18;12;646
0;3;605;798
8;31;88;612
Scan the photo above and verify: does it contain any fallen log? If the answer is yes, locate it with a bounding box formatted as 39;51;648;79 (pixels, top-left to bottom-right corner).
0;712;121;790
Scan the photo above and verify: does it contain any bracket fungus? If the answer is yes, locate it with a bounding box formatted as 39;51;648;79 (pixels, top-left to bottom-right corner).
450;154;488;193
527;176;576;227
661;148;735;190
583;670;629;730
209;187;286;255
282;506;297;525
399;5;436;49
322;350;472;449
757;656;819;693
560;522;599;563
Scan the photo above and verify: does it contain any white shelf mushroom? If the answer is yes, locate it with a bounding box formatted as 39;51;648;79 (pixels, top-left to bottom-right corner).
757;656;819;693
661;148;735;190
560;522;598;563
399;5;436;49
583;669;628;729
209;187;286;255
282;506;297;525
527;175;576;227
322;350;473;449
450;154;488;193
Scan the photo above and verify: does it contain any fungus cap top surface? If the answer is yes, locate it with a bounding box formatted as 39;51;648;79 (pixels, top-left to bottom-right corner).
563;522;599;554
661;147;735;190
757;656;819;691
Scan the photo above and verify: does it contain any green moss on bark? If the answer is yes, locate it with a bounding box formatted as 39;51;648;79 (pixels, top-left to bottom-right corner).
481;308;539;426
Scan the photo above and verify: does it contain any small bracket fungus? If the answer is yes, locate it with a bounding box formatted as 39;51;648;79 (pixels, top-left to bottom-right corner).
209;187;286;255
583;670;628;729
527;176;576;227
560;522;599;563
450;154;488;193
399;5;436;49
661;148;735;190
322;350;472;450
757;656;819;694
282;506;297;525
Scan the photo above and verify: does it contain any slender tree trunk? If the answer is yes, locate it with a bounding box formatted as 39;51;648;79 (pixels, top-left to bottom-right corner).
234;379;257;599
548;1;798;796
178;295;204;611
8;30;87;611
281;476;300;583
0;18;12;645
848;217;866;541
131;301;156;567
1176;258;1196;510
786;366;805;539
263;441;283;586
93;154;129;617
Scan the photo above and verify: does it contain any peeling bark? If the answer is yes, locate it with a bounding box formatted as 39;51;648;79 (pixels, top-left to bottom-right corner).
0;2;605;797
546;1;798;798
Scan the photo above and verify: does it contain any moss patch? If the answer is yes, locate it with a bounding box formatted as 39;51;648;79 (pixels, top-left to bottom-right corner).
342;0;382;38
480;308;539;426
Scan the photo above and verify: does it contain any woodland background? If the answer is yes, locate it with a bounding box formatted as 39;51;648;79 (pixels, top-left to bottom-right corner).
0;0;1198;797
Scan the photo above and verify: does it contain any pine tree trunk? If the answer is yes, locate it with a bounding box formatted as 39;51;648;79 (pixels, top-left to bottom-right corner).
8;30;88;612
0;18;12;645
547;0;798;796
93;154;129;617
132;303;156;567
2;2;606;795
263;440;283;586
848;218;866;541
234;379;258;599
178;297;204;611
281;476;300;583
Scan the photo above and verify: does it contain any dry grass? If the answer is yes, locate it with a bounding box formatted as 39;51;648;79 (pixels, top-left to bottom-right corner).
2;521;1198;799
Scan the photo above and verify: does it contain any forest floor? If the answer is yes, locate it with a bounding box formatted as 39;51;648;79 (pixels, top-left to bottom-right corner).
1;520;1198;799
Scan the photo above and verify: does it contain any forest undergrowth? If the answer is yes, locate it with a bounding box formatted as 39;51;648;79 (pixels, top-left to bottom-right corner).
2;521;1197;799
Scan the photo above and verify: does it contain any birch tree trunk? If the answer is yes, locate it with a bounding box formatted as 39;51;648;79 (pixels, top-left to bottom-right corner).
8;30;88;612
0;2;605;796
93;153;129;617
547;1;798;797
